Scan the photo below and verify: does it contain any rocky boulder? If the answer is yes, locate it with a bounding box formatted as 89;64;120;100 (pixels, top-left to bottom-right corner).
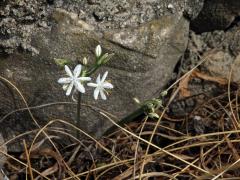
182;25;240;94
201;27;240;83
0;0;204;151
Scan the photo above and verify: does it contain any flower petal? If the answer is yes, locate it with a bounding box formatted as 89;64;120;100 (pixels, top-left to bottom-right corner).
101;71;108;83
87;82;98;87
66;82;74;96
78;77;91;81
58;77;72;84
96;74;101;83
100;90;107;100
73;64;82;77
65;65;73;77
94;89;100;100
103;82;113;89
74;81;85;93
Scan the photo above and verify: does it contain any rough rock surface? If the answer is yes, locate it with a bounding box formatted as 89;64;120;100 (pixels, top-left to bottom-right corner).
0;0;204;150
166;0;240;119
0;10;189;143
191;0;240;33
0;0;204;55
185;26;240;84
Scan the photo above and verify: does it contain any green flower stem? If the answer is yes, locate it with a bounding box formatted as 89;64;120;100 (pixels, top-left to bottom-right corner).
76;92;82;139
76;64;100;139
86;64;101;76
75;53;112;138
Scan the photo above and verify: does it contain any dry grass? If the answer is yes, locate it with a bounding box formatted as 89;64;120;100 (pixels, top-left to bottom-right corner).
1;54;240;179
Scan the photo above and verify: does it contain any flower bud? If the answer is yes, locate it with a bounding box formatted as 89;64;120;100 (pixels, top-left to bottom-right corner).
148;112;159;119
161;90;168;97
62;84;68;91
133;97;141;104
83;57;88;65
95;45;102;57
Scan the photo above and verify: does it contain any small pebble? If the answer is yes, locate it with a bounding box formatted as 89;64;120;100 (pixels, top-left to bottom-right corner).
167;3;174;10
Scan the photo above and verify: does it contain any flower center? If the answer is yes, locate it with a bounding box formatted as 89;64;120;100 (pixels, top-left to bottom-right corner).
72;77;77;81
97;83;104;90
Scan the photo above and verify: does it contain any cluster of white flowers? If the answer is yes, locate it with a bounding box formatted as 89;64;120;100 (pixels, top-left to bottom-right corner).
57;45;113;100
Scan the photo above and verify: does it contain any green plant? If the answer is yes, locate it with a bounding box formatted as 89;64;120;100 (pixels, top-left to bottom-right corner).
57;45;114;137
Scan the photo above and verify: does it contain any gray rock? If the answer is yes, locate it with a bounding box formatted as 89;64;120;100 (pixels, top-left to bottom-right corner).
0;0;203;151
191;0;240;33
0;0;203;55
185;26;240;85
203;50;240;84
0;0;52;54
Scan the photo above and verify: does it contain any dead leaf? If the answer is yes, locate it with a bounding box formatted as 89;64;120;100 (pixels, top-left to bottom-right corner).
179;73;192;98
179;70;228;98
192;70;227;85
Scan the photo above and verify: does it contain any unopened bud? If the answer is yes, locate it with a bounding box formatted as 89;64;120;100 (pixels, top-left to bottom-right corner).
133;97;141;104
83;57;88;65
161;90;168;97
95;45;102;57
148;112;159;119
63;84;68;91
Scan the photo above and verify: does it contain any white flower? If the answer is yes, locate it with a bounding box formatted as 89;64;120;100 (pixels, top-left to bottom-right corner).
58;65;91;96
95;45;102;57
87;71;113;100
